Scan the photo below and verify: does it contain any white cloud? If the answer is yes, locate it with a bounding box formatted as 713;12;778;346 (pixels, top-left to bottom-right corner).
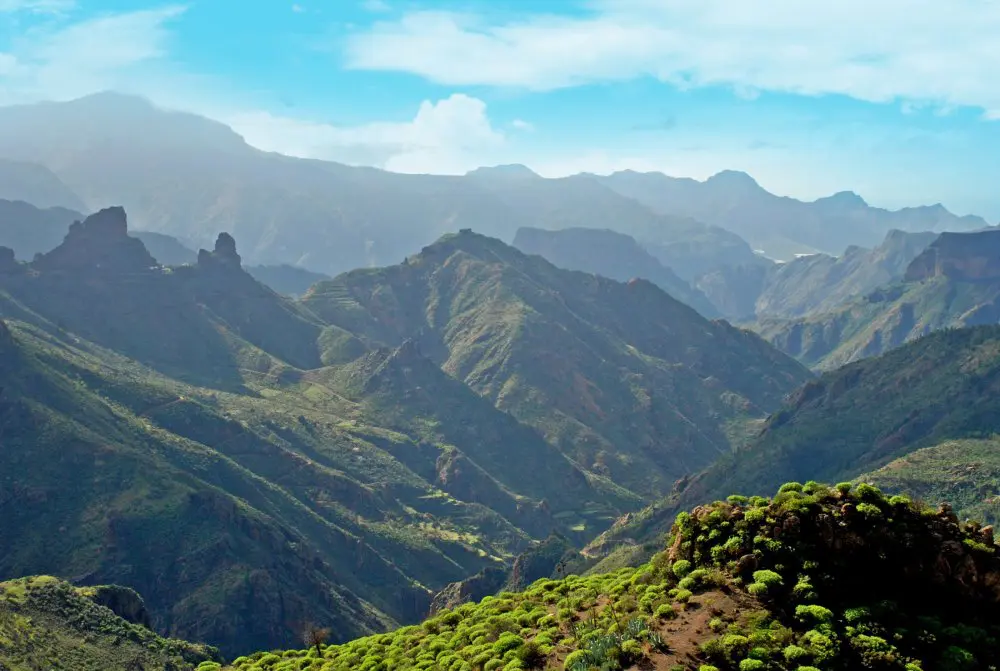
511;119;534;131
0;0;74;13
292;3;304;12
344;0;1000;116
226;93;505;174
0;5;186;103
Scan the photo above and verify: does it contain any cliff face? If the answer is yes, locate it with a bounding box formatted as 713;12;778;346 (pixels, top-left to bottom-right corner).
905;229;1000;282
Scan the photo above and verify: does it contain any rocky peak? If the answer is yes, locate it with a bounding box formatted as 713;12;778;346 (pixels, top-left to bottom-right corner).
32;206;156;274
904;229;1000;282
0;246;19;274
197;232;243;269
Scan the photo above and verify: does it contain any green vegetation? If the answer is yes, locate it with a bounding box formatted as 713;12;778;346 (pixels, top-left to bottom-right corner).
589;325;1000;558
757;230;1000;370
222;483;1000;670
303;229;810;499
0;576;219;670
0;212;809;656
862;437;1000;525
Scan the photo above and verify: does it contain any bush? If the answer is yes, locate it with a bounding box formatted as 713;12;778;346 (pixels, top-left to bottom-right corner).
672;560;693;578
739;660;766;671
655;604;677;620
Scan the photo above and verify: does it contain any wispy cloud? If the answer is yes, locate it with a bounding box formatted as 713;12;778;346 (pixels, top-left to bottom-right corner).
511;118;533;131
0;5;186;103
344;0;1000;117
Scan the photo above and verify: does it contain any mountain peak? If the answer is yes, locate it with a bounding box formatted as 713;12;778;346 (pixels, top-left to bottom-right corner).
817;190;868;208
706;169;759;186
32;206;157;273
465;164;539;179
198;232;243;268
0;246;17;273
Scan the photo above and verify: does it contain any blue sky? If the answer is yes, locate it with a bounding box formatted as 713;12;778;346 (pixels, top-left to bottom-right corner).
1;0;999;220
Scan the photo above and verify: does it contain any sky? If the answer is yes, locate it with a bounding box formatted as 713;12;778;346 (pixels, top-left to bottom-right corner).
0;0;999;219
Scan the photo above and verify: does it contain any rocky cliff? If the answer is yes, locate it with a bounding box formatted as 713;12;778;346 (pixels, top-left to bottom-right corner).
905;229;1000;282
32;206;157;274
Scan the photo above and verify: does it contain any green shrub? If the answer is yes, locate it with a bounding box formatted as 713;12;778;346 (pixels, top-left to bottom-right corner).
655;604;677;620
672;560;693;578
784;645;810;663
739;660;766;671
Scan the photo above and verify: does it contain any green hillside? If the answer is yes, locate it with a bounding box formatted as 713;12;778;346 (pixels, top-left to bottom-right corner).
757;229;1000;370
226;482;1000;671
0;209;812;656
862;438;1000;526
585;326;1000;561
302;229;810;499
0;576;219;671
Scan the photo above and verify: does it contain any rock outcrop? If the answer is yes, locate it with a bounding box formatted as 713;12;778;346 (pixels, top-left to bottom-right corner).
85;584;152;628
0;246;19;275
905;229;1000;282
197;232;242;269
31;206;157;274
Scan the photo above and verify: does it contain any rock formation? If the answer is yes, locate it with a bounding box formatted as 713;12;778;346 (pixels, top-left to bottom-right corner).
31;206;157;274
905;229;1000;282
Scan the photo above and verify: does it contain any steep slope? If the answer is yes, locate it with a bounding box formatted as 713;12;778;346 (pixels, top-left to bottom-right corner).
599;169;987;259
0;213;667;656
511;226;719;317
0;198;82;260
303;230;810;499
2;206;325;383
0;576;219;671
230;483;1000;671
758;229;1000;369
0;158;86;211
589;325;1000;558
0;93;757;280
754;229;939;319
861;437;1000;526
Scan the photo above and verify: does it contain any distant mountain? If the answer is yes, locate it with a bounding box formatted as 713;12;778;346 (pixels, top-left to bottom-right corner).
0;158;86;211
245;264;330;297
133;230;198;265
302;230;810;499
0;198;82;260
597;169;988;259
0;92;760;280
465;164;540;180
588;325;1000;557
754;229;939;319
757;228;1000;369
511;226;719;317
693;264;770;322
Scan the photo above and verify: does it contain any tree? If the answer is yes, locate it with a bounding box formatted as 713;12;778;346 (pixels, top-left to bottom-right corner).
302;623;331;655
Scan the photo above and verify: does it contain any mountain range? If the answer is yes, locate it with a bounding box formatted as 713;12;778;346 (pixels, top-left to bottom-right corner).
586;324;1000;561
4;90;1000;669
757;228;1000;369
0;92;987;288
597;169;987;260
0;204;809;655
